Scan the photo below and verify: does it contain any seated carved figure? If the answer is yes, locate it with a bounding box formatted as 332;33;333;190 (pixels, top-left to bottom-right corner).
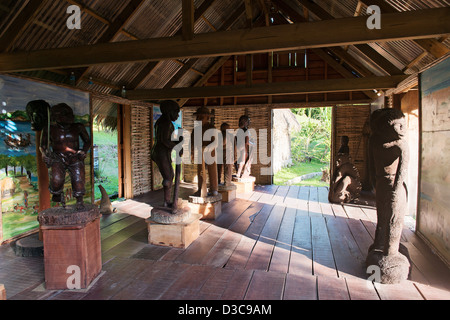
328;153;362;204
366;108;410;284
328;136;361;204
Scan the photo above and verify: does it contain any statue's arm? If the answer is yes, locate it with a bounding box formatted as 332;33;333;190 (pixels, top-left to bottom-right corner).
79;124;92;154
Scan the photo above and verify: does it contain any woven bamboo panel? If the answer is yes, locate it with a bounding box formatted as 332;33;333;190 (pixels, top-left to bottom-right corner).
334;105;371;184
182;105;272;185
131;105;152;196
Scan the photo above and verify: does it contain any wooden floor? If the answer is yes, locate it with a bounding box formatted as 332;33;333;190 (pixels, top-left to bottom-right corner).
1;184;450;300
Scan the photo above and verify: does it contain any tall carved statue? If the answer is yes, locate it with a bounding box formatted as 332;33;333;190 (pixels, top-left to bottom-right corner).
218;123;234;186
191;107;218;198
40;103;92;211
151;100;182;209
234;115;254;179
328;136;362;204
366;108;410;284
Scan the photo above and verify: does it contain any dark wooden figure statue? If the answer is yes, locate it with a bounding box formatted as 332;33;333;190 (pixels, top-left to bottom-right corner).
151;100;182;209
366;108;410;284
218;123;234;186
234;115;254;179
328;136;362;204
40;103;91;211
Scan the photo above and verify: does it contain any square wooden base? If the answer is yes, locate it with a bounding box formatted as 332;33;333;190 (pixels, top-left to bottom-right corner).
188;201;222;220
233;177;256;193
0;284;6;300
41;218;102;290
218;186;237;202
147;214;202;249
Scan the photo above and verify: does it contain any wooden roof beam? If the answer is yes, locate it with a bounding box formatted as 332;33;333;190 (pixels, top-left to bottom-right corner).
182;0;195;41
126;75;408;101
358;0;449;58
127;0;217;89
0;0;51;52
0;7;448;72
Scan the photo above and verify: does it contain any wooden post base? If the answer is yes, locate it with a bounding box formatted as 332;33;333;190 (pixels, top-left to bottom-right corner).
38;205;102;290
218;185;237;202
0;284;6;300
146;213;202;249
232;176;256;193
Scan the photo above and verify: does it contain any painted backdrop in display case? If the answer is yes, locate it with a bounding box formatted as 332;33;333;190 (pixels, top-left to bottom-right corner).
0;75;92;241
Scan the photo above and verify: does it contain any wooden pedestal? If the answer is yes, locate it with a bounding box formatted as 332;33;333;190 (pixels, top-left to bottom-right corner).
218;185;237;202
146;213;201;249
39;205;102;290
0;284;6;300
233;176;256;193
188;194;222;220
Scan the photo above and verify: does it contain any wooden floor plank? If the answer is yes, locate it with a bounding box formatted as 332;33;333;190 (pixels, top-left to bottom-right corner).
413;282;450;300
298;186;310;201
311;216;338;277
244;270;286;300
331;203;348;218
289;216;313;275
284;185;300;209
201;229;242;267
317;187;329;204
269;206;296;273
308;201;322;217
225;204;274;270
320;203;334;218
317;276;350;300
272;185;289;204
283;274;317;300
220;269;254;300
245;204;285;271
194;268;236;300
375;281;424;300
325;217;367;279
343;204;367;221
159;265;216;300
345;277;380;300
309;187;319;202
136;262;190;300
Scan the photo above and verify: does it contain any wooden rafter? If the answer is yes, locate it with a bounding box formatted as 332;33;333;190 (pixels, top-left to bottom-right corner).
293;0;404;76
0;0;50;52
127;0;217;89
74;0;146;85
182;0;195;41
1;7;448;73
126;75;408;100
358;0;449;59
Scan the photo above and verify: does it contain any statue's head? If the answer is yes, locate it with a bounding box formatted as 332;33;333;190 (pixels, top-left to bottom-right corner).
194;107;212;124
239;115;250;128
341;136;349;146
51;103;75;125
371;108;406;140
26;100;50;131
220;122;230;133
160;100;180;122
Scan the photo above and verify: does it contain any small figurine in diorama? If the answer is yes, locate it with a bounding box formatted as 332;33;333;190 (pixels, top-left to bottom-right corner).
151;100;183;210
40;103;92;211
234;115;254;179
191;107;219;198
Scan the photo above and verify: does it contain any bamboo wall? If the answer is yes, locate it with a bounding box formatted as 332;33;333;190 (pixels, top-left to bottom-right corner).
131;105;153;196
182;105;272;186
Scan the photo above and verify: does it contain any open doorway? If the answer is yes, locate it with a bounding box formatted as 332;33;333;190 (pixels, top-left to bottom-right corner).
92;101;119;202
273;107;331;187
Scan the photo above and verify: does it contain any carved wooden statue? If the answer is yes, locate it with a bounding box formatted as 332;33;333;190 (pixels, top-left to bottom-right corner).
328;153;362;204
234;115;254;179
151;100;182;209
218;123;234;186
366;108;410;284
192;107;218;198
40;103;91;211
